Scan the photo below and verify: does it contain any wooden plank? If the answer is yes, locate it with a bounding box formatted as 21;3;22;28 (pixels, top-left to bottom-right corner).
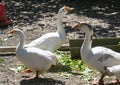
70;47;81;59
58;45;70;51
69;38;120;47
69;45;120;59
0;53;16;56
0;46;16;52
93;38;120;47
69;38;120;59
0;45;70;53
69;39;83;47
70;45;120;59
103;45;120;52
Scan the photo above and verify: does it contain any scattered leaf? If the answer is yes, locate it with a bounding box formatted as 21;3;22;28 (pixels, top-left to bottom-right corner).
0;58;5;63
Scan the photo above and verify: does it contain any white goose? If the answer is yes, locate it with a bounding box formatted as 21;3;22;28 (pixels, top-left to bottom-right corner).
26;6;73;52
72;22;120;84
7;29;57;79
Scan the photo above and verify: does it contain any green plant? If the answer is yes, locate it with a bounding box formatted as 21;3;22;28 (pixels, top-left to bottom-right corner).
56;51;90;72
10;64;27;73
118;42;120;46
0;58;5;63
56;51;93;83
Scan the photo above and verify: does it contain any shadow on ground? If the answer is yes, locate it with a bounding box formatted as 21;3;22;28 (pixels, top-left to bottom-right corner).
20;77;65;85
6;0;120;26
106;82;120;85
72;0;120;37
49;64;72;73
4;0;120;37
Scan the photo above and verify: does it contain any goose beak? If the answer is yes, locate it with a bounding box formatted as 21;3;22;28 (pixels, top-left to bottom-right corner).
72;23;80;30
65;6;74;13
7;30;14;36
4;30;14;41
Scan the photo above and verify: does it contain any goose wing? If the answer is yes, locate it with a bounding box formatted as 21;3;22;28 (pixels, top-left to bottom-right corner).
92;46;120;67
26;32;62;52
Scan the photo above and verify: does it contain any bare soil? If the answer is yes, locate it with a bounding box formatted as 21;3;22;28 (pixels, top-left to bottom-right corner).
0;0;120;85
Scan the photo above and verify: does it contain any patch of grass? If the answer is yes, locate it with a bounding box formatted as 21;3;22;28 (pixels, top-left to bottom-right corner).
0;58;5;63
56;51;90;72
10;64;27;73
55;51;94;82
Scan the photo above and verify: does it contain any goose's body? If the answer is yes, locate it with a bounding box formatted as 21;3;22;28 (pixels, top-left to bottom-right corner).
27;32;65;52
72;23;120;84
16;47;56;73
7;29;57;79
26;6;73;52
107;65;120;79
92;46;120;67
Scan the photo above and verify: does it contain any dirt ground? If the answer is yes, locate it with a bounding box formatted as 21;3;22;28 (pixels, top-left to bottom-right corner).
0;56;119;85
0;0;120;85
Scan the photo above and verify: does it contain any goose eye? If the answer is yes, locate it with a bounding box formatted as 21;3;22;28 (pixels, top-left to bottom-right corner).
61;8;65;12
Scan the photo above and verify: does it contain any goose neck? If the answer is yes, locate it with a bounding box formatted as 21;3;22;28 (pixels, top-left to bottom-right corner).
17;31;25;49
56;14;65;36
81;32;93;54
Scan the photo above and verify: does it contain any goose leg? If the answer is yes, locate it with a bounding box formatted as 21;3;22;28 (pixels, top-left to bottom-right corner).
29;70;39;80
92;74;105;85
111;79;120;84
98;74;105;85
21;69;32;74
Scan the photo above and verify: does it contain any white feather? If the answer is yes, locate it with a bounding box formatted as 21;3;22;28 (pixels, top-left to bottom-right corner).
8;29;57;75
26;6;73;52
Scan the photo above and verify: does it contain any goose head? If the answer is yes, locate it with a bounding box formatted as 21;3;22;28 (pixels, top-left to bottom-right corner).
72;22;93;34
58;6;74;16
7;29;24;37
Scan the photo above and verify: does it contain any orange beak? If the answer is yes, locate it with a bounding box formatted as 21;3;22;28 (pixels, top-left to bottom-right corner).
7;30;14;35
7;29;14;37
65;6;74;12
72;23;80;29
4;30;14;41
